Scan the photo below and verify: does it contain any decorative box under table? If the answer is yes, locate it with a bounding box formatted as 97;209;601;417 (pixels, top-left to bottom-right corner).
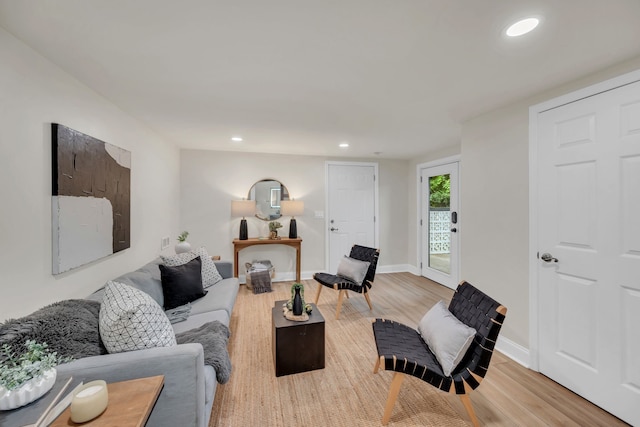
272;300;325;377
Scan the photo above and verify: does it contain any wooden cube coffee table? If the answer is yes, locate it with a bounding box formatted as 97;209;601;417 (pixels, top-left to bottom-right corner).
272;300;325;377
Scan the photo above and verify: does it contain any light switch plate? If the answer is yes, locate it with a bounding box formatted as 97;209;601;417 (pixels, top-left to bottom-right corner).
161;236;171;250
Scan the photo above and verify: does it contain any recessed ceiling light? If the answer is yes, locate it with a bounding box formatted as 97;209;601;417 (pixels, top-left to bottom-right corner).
231;136;243;142
505;17;540;37
339;142;349;148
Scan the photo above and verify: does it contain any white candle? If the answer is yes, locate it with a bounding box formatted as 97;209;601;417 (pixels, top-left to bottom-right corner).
71;380;109;423
75;385;103;398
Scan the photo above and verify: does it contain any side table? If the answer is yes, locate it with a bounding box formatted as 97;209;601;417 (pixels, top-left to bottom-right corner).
272;300;325;377
50;375;164;427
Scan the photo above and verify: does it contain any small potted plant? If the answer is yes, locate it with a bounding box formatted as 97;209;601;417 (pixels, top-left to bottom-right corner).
0;340;71;410
175;231;191;254
286;283;312;316
268;221;282;239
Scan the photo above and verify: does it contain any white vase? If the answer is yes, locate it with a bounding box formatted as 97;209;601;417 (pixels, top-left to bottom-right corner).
175;241;191;254
0;368;57;411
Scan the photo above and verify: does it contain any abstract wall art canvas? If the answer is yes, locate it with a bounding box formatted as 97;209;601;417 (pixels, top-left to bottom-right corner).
51;124;131;274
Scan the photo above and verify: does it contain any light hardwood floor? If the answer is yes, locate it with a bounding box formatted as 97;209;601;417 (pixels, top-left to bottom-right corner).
210;272;628;426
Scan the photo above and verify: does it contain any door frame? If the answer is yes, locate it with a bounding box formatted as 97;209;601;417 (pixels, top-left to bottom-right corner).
416;155;461;287
324;161;379;272
528;68;640;371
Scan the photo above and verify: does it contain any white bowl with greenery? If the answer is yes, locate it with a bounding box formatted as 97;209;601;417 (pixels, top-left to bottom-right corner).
0;341;68;410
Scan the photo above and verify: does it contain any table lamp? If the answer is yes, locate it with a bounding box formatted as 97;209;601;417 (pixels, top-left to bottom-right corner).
231;200;256;240
281;200;304;238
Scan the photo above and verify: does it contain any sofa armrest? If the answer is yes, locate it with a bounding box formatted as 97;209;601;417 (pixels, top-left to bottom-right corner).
214;261;233;279
56;344;207;427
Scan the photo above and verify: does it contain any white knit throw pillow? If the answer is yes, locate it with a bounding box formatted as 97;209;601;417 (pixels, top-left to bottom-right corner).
99;281;176;353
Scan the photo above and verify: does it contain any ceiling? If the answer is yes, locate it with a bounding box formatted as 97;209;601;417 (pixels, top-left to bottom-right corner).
1;1;640;159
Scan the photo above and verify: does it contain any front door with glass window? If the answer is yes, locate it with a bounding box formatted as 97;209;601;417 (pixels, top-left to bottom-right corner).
420;162;459;289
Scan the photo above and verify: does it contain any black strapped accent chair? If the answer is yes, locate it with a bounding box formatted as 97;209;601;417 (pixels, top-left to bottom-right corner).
372;281;507;426
313;245;380;320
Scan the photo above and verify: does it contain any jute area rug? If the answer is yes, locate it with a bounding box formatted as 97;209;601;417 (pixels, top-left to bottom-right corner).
209;280;469;426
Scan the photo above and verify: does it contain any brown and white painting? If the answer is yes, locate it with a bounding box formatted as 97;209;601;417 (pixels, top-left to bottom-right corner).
51;124;130;274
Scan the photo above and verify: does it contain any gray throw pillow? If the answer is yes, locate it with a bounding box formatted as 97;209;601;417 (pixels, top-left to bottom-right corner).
418;300;476;376
336;255;370;284
99;281;176;354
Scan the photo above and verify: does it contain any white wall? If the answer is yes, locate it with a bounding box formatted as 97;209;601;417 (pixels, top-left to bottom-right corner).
180;150;409;280
460;56;640;350
0;28;180;321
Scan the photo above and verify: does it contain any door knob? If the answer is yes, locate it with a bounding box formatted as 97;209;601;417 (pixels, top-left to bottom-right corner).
540;252;558;263
330;227;339;231
450;228;457;232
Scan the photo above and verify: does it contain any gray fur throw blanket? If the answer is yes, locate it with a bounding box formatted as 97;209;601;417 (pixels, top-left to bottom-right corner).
175;321;232;384
0;299;107;360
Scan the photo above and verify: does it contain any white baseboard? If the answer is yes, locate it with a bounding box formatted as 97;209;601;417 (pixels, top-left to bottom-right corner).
495;335;530;368
377;264;414;274
241;265;419;283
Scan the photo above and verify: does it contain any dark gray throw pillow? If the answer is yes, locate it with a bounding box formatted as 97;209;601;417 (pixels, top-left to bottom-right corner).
159;256;207;310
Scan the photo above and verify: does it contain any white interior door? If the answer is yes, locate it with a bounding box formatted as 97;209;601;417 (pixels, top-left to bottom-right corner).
326;162;377;272
536;79;640;426
420;162;459;289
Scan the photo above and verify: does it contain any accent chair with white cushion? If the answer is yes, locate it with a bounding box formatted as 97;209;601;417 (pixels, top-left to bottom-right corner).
372;281;507;426
313;245;380;319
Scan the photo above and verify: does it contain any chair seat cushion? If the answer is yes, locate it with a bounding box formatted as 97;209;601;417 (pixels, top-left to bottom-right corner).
313;272;368;293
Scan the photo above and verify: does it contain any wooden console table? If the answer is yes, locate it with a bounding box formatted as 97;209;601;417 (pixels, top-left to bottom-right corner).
233;237;302;282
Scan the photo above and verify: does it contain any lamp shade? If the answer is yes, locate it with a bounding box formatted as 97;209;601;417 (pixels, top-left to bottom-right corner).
281;200;304;217
231;200;256;218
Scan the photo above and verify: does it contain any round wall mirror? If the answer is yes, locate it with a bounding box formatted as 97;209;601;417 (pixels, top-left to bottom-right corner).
248;179;290;221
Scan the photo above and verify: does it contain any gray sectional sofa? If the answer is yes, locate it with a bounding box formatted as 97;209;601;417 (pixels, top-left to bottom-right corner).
58;258;239;427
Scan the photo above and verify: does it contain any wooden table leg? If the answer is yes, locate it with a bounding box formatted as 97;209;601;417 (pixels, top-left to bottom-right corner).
295;245;301;282
234;247;239;278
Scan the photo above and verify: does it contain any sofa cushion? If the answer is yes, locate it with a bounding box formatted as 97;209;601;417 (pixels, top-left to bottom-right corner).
135;257;163;279
159;257;208;310
111;270;164;307
99;281;176;353
161;247;223;288
188;278;239;319
172;311;230;334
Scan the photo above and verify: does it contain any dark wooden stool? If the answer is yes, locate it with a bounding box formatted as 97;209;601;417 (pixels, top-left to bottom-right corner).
272;300;325;377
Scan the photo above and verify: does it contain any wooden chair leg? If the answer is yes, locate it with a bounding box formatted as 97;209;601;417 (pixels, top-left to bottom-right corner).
364;292;373;310
314;284;323;304
373;356;381;374
382;372;405;425
459;395;480;427
335;290;346;319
